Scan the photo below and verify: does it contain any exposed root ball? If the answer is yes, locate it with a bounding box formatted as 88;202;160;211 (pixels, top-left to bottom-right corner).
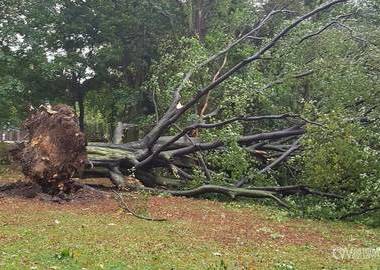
17;104;87;194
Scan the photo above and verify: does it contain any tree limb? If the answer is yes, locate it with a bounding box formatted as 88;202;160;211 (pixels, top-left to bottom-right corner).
138;114;317;168
132;184;290;208
159;127;304;158
247;185;344;199
235;138;302;187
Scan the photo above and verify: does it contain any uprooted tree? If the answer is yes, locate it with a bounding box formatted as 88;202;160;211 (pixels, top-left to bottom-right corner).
15;0;352;206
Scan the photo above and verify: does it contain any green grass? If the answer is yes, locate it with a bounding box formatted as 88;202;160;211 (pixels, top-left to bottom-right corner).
0;168;379;270
0;198;379;270
0;207;234;270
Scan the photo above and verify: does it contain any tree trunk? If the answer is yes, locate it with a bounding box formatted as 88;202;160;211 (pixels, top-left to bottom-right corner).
192;0;207;43
112;122;124;144
78;93;85;132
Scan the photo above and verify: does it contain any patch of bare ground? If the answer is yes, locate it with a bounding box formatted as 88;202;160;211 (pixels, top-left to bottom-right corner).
0;183;117;220
147;196;376;251
0;180;107;203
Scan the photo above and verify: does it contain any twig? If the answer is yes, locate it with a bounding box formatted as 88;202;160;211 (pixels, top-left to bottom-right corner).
257;70;314;93
236;137;301;187
198;54;229;118
113;190;167;222
152;89;160;124
174;124;212;182
260;137;302;173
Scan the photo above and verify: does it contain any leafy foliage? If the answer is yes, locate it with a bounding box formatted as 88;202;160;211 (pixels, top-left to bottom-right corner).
293;111;380;218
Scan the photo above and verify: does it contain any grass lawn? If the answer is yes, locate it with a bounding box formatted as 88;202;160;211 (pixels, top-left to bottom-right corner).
0;170;379;270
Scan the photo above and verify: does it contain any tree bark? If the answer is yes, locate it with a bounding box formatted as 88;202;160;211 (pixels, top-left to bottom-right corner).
78;93;85;132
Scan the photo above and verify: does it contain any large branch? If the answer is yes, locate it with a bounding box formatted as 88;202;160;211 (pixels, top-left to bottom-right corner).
120;183;343;209
299;13;371;45
127;184;289;208
245;185;344;199
236;137;302;187
87;124;305;173
299;13;353;43
160;127;304;158
235;138;301;187
137;114;313;168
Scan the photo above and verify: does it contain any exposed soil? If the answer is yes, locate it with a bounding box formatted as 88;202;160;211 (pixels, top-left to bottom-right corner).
149;196;338;248
11;104;87;194
0;179;107;203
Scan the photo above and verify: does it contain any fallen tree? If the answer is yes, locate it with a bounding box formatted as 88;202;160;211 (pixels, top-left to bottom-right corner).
84;1;348;199
13;0;348;205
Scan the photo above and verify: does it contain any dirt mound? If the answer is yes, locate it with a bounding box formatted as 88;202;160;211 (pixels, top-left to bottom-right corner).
12;104;87;194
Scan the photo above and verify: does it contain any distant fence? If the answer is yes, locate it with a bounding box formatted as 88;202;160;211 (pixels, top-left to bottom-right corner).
0;124;150;143
84;122;151;143
0;128;26;142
